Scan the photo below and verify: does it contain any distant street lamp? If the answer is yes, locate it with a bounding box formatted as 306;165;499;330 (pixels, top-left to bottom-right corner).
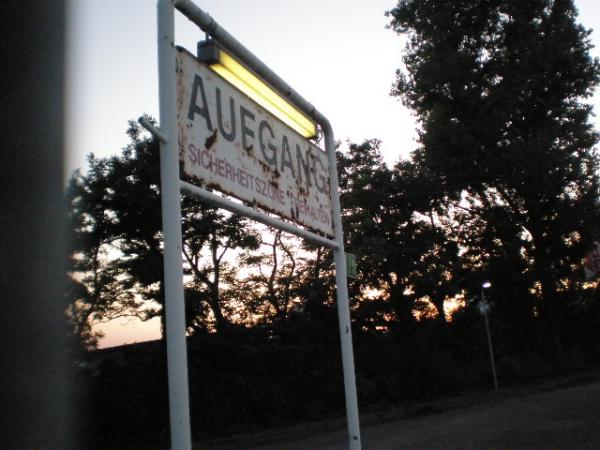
479;281;498;391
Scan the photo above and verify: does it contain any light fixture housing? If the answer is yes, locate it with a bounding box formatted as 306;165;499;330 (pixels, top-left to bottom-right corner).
197;40;317;139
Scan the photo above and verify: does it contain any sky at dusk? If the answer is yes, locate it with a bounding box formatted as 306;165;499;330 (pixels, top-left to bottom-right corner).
66;0;600;348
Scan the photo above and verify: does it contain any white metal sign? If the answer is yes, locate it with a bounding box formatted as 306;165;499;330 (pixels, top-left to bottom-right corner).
176;48;334;236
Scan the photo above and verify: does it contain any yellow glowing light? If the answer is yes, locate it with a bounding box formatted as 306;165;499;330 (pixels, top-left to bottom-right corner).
209;50;317;138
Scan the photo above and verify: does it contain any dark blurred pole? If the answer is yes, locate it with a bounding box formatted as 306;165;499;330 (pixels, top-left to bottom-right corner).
0;1;74;448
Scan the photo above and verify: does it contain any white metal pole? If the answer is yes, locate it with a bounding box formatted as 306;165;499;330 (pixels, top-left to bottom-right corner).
324;122;362;450
157;1;192;449
481;288;498;392
483;311;498;391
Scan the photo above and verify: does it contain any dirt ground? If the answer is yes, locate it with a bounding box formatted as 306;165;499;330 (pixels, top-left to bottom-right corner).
200;378;600;449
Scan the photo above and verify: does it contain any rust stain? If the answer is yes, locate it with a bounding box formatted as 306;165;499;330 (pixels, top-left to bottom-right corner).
182;172;206;188
258;160;272;174
205;129;218;150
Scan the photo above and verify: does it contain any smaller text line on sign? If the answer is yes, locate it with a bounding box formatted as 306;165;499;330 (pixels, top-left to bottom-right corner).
176;47;334;236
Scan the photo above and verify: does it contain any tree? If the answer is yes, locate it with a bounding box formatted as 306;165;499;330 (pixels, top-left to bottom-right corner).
236;228;304;325
67;120;259;341
337;140;462;332
388;0;600;353
180;197;259;333
66;158;144;349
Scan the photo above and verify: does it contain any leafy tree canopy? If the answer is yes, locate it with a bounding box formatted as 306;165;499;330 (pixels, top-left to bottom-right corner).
388;0;600;351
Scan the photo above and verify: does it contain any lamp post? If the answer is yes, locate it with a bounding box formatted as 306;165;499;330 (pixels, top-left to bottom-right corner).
479;281;498;391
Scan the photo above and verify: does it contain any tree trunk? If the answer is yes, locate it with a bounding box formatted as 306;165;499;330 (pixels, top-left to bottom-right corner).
208;283;230;332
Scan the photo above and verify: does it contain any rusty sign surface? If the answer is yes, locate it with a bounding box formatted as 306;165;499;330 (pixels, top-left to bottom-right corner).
176;48;334;236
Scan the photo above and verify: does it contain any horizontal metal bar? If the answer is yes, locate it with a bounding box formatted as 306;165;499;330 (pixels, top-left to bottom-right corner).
173;0;332;132
138;116;168;143
180;181;339;249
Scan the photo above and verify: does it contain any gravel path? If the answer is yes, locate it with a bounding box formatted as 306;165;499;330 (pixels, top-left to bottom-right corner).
196;379;600;449
249;381;600;449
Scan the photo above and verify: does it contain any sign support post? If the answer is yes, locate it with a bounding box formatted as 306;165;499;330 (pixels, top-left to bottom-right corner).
157;1;192;449
324;121;362;448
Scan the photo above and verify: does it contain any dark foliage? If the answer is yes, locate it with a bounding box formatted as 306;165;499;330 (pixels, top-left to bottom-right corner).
388;0;600;358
